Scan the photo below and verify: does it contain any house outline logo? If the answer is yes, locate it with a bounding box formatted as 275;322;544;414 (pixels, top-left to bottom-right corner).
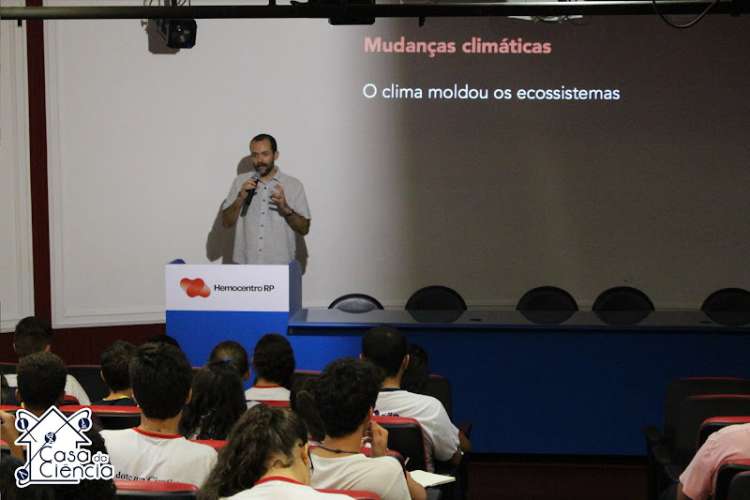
180;277;211;298
13;406;114;487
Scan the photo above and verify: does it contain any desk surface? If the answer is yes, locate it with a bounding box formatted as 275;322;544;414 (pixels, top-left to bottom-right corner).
289;307;750;333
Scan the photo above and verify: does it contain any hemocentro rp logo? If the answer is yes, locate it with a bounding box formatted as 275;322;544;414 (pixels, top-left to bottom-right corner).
13;407;113;487
180;277;210;298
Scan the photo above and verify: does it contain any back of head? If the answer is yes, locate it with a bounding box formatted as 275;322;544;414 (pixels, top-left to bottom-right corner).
145;334;181;349
253;334;295;387
199;405;307;499
180;361;246;440
13;317;52;359
291;377;326;442
17;351;67;412
130;342;192;419
401;343;430;394
361;326;408;377
100;340;137;392
208;341;249;379
315;358;381;438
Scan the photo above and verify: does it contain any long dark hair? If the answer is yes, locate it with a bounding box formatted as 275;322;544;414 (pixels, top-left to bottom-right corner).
198;405;308;500
180;361;246;440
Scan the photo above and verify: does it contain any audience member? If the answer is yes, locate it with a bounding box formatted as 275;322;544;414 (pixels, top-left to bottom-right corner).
245;334;295;406
0;352;116;499
673;422;750;500
298;358;426;500
208;340;251;381
180;361;246;440
145;333;181;349
362;326;470;470
93;340;137;406
4;317;90;405
101;343;217;486
401;344;430;394
199;405;350;500
291;377;326;442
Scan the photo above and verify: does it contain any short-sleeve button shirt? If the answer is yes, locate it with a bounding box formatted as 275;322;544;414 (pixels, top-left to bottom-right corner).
222;168;310;265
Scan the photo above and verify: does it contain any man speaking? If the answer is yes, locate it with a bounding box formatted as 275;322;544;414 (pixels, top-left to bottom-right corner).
222;134;310;264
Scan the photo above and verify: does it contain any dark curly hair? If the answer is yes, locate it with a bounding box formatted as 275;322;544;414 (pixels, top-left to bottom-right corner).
208;340;249;379
17;351;66;411
313;358;382;438
180;361;246;440
252;334;295;388
198;405;308;500
130;343;192;419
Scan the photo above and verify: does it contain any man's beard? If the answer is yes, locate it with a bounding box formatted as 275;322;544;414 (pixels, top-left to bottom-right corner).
255;162;274;176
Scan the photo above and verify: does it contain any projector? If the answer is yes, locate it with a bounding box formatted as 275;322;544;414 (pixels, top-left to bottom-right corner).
156;18;198;49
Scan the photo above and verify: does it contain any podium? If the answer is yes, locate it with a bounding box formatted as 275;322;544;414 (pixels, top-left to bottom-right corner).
165;262;302;366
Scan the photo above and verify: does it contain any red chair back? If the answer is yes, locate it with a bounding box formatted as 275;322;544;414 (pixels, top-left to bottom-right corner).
257;400;291;408
62;394;80;405
699;416;750;447
115;479;198;498
675;395;750;466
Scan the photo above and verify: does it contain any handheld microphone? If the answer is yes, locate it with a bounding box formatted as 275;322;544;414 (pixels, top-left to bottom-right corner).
240;173;260;217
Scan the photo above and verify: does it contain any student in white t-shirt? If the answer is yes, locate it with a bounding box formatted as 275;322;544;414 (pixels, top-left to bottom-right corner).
362;326;471;470
0;351;117;499
199;405;349;500
5;316;91;405
243;334;295;406
101;343;217;487
295;358;426;500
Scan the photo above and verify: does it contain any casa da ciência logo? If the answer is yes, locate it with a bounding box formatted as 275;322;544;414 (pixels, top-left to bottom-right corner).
13;407;114;487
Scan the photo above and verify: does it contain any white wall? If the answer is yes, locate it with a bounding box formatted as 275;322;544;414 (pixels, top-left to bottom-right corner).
0;4;34;333
43;2;750;327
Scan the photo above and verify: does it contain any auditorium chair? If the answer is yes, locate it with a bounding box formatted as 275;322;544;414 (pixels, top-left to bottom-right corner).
702;288;750;326
67;364;110;402
516;285;578;324
59;405;141;430
62;394;81;405
728;471;750;500
675;395;750;466
698;416;750;447
0;362;15;376
592;286;654;325
371;415;427;472
423;374;453;419
646;393;750;500
644;377;750;500
329;293;384;313
292;369;321;391
715;460;750;500
115;479;197;498
257;399;291;408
